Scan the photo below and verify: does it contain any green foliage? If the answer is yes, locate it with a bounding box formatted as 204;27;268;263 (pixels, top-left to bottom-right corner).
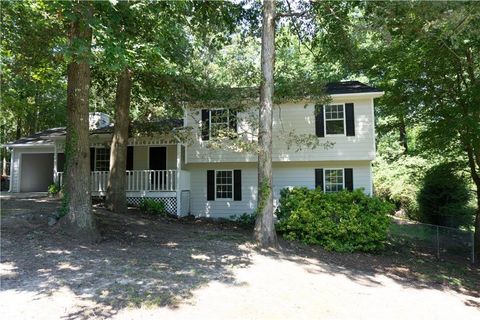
139;199;166;216
373;136;432;219
418;163;474;228
230;212;257;229
276;188;394;252
48;183;60;195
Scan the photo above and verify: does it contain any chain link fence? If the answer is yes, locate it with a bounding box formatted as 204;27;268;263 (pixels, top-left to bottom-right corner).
389;218;475;264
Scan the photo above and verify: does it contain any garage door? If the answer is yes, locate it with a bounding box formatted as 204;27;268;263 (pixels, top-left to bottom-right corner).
20;153;54;192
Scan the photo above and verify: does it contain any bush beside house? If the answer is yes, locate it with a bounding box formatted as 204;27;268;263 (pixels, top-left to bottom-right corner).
276;188;394;252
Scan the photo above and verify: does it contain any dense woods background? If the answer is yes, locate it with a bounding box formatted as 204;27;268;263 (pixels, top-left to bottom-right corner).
1;1;478;258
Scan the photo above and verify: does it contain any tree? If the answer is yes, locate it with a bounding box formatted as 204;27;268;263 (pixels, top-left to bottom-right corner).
0;1;66;144
360;2;480;264
101;1;243;213
254;0;278;247
62;1;98;241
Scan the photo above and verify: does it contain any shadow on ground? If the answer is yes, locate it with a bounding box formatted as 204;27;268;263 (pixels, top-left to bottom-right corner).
1;197;252;319
1;196;479;319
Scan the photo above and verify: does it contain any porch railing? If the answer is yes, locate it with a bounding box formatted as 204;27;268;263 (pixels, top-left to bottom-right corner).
57;170;177;192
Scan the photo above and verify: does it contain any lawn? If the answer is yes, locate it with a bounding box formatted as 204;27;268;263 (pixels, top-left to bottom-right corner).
1;196;479;319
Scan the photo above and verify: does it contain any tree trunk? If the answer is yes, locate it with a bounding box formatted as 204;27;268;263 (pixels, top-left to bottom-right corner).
15;118;21;140
62;2;98;242
254;0;277;248
105;68;132;214
399;116;408;154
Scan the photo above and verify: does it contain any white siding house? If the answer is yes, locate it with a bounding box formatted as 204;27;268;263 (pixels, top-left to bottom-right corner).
4;81;383;218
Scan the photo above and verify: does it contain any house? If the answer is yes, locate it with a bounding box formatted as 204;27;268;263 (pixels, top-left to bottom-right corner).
4;81;384;217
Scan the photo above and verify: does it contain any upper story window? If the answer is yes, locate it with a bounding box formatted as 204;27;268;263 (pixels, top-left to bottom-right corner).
324;169;344;192
215;170;233;199
201;109;237;141
325;104;345;135
95;148;110;171
210;109;230;139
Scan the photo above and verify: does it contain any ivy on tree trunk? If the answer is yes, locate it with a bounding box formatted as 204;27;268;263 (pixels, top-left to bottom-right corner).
62;1;98;242
254;0;278;248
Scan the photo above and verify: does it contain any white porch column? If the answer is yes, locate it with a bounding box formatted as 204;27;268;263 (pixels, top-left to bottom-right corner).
8;148;13;192
176;143;181;216
53;143;58;185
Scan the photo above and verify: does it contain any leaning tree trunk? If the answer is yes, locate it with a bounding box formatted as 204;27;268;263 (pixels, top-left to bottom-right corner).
105;68;132;214
254;0;277;247
62;2;98;242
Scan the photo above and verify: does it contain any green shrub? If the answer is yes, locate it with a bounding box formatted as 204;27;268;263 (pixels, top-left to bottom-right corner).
231;212;257;228
276;188;394;252
418;163;473;228
139;198;166;216
48;183;60;195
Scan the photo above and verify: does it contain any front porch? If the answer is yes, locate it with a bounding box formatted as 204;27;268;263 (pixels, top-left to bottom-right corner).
52;136;191;216
56;169;191;215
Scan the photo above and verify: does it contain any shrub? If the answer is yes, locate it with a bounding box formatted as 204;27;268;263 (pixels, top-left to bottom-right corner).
276;188;394;252
231;212;257;228
418;163;473;228
139;198;166;216
48;183;60;196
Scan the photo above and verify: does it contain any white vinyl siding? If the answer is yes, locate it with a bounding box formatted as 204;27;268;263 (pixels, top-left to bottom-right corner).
185;97;375;163
187;161;372;218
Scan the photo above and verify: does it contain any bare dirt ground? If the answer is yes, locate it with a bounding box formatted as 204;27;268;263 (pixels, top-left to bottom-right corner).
1;196;479;320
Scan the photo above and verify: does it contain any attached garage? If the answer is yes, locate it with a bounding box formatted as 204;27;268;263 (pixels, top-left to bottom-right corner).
20;153;54;192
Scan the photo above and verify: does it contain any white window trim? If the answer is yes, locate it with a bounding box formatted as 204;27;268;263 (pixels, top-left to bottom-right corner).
214;169;234;201
324;103;346;136
209;109;231;140
323;168;345;193
94;147;110;172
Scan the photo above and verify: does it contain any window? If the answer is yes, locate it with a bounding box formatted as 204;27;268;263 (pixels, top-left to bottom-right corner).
215;170;233;199
325;104;345;135
95;148;110;171
324;169;344;192
210;109;230;139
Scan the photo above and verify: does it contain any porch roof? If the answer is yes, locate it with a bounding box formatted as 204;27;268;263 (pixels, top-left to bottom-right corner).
4;119;183;147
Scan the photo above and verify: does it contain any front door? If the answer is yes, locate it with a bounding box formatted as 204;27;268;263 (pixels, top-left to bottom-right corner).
149;147;167;189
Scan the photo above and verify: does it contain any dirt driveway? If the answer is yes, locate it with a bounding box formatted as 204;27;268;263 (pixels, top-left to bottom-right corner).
1;196;479;319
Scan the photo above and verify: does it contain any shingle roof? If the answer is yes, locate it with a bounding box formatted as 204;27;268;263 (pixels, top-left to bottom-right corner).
5;127;66;146
5;119;184;146
325;81;383;95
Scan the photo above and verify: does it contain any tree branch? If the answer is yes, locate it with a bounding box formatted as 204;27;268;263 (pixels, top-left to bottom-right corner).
276;11;308;19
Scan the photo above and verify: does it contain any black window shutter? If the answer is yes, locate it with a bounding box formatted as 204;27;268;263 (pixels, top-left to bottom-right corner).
229;110;238;135
344;168;353;191
90;148;95;171
345;103;355;136
233;170;242;201
207;170;215;200
315;104;324;137
126;146;134;171
315;169;324;191
201;109;210;141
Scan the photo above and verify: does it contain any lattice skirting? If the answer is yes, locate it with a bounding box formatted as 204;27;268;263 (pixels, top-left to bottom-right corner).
127;196;177;214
